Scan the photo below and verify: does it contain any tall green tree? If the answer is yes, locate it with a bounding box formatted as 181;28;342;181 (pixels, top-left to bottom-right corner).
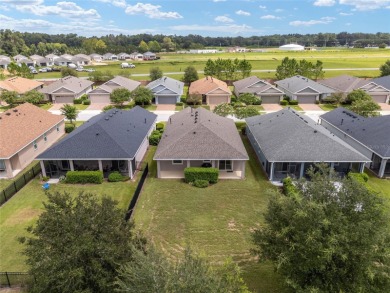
237;93;260;105
252;165;390;293
23;90;45;105
149;67;163;81
238;59;252;78
213;103;234;117
275;57;299;80
204;59;216;77
312;60;324;80
148;40;161;52
380;59;390;77
131;86;153;106
60;103;78;125
0;90;19;107
138;40;149;53
116;247;250;293
19;192;139;293
61;67;78;78
234;106;259;119
182;65;199;84
346;89;381;117
110;88;131;107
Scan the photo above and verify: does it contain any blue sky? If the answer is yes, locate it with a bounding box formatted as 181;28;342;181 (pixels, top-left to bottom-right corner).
0;0;389;37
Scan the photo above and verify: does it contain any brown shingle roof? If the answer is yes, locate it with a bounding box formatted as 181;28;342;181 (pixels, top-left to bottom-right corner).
189;77;231;95
154;107;248;160
0;77;43;94
0;103;64;158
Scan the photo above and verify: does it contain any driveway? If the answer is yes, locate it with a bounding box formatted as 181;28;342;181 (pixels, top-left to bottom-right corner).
156;104;175;111
262;104;282;111
87;103;109;110
48;103;65;111
299;104;322;111
379;103;390;111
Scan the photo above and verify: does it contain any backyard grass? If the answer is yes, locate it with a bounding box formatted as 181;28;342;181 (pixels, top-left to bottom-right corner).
0;162;40;191
365;170;390;198
133;139;289;292
0;149;154;272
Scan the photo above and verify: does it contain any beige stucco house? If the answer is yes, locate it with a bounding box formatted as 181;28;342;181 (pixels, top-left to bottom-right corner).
0;103;65;179
189;77;232;106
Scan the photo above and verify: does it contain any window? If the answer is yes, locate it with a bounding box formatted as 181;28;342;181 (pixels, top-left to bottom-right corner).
56;124;60;132
43;133;47;142
219;160;232;171
61;160;70;170
0;160;6;171
172;160;183;165
33;141;38;150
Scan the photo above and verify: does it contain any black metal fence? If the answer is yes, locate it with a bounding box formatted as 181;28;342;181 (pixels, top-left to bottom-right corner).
1;163;41;206
0;272;30;288
125;163;149;221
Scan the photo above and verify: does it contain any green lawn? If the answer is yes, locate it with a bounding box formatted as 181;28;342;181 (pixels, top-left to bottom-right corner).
319;104;338;111
133;139;289;292
281;105;304;111
0;149;155;272
365;170;390;198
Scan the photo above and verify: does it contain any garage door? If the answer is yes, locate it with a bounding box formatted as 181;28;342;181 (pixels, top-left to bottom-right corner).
90;94;110;104
209;95;228;105
261;95;281;104
297;95;317;104
157;96;177;104
371;95;387;103
54;96;74;104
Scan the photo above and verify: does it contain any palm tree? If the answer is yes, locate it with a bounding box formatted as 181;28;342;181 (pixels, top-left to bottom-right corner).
60;104;78;125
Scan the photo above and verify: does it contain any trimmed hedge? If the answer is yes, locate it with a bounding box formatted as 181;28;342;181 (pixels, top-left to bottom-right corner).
73;98;82;104
156;122;165;131
108;171;124;182
193;179;209;188
83;99;91;105
280;100;288;106
65;171;103;184
184;167;219;184
65;125;75;133
176;102;183;106
289;100;299;105
282;177;298;196
253;98;262;105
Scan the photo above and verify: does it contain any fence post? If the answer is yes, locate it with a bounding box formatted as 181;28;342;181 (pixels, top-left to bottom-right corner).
13;181;17;192
23;174;27;184
3;190;6;203
5;272;10;287
32;166;35;177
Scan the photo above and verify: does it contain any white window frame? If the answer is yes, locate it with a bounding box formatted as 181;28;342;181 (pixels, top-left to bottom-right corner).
219;160;233;171
33;140;38;150
43;132;47;142
172;160;183;165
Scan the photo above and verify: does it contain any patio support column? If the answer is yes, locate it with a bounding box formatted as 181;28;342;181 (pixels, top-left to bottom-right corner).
40;161;46;177
69;160;74;171
5;160;13;178
129;160;133;179
187;161;190;168
330;162;334;176
98;160;103;172
241;161;246;179
359;162;365;173
299;163;305;179
379;159;387;178
269;162;274;181
157;161;160;178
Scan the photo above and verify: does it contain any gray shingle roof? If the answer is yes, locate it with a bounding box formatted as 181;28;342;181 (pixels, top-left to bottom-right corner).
275;75;335;94
89;76;140;94
39;76;93;94
154;107;249;160
37;106;157;160
320;107;390;158
372;76;390;91
233;76;282;95
318;75;370;93
146;76;184;95
246;109;369;162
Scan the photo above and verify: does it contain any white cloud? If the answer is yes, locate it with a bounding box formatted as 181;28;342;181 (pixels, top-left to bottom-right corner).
289;16;335;26
125;3;182;19
345;22;352;25
313;0;336;6
1;0;43;4
16;1;100;19
236;9;250;16
170;24;262;34
259;5;266;9
339;0;390;11
93;0;126;8
274;8;283;12
213;0;226;2
215;15;234;23
339;12;353;15
260;14;281;19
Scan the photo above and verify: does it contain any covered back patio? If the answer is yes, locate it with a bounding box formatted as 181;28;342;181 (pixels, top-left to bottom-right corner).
40;159;136;179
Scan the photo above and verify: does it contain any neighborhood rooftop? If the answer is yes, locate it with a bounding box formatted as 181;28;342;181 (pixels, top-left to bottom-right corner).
318;75;370;92
146;76;184;94
320;107;390;157
0;76;43;94
39;76;93;94
275;75;334;93
154;107;248;160
189;76;231;94
245;108;369;163
0;103;64;158
37;106;157;160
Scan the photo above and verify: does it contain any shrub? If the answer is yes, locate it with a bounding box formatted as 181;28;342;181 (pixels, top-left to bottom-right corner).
348;172;369;184
253;98;262;105
321;96;338;104
230;96;237;104
73;98;82;104
41;176;50;182
282;177;298;196
176;102;183;106
65;125;75;133
83;99;91;105
79;94;88;101
103;105;115;112
280;100;288;106
108;171;124;182
65;171;103;184
180;96;187;103
184;167;219;184
193;179;209;188
149;131;162;146
283;95;290;102
238;93;259;105
156;122;165;131
289;100;299;105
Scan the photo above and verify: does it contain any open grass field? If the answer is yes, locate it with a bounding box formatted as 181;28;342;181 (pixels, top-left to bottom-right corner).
365;170;390;198
32;49;388;80
133;140;290;292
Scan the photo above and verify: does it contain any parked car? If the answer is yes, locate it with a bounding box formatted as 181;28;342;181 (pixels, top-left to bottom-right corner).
84;68;95;72
68;63;77;69
51;67;61;72
76;67;84;72
121;62;135;68
45;67;52;72
30;69;38;74
38;68;47;73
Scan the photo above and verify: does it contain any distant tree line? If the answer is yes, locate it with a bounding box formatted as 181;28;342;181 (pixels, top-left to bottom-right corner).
1;29;389;56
